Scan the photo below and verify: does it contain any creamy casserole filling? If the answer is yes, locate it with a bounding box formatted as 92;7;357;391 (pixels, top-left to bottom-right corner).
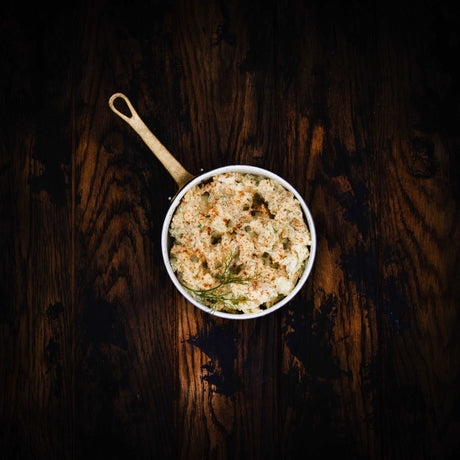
169;172;312;314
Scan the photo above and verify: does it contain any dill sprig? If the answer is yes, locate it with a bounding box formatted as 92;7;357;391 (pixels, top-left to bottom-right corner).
179;250;252;311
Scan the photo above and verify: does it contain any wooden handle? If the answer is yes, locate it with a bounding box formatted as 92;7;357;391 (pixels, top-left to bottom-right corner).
108;93;194;189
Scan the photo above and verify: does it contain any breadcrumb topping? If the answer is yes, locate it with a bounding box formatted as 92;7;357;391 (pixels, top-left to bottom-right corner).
169;172;311;313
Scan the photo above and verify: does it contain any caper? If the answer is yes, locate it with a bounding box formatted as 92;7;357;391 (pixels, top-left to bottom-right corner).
211;235;222;245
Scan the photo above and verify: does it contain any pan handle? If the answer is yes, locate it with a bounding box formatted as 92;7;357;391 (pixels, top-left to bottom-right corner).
109;93;194;189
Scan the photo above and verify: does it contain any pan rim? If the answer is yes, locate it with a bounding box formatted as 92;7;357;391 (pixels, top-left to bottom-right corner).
161;165;316;320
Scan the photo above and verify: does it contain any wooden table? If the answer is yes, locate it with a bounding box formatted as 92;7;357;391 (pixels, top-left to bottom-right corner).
1;1;459;458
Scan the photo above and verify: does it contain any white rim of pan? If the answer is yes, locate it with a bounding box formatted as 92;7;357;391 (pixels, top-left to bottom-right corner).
161;165;317;320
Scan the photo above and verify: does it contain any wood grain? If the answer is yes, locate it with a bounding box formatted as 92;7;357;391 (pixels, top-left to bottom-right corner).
0;0;459;459
171;1;280;458
0;6;74;459
274;2;381;457
373;4;460;457
275;2;460;458
72;1;176;457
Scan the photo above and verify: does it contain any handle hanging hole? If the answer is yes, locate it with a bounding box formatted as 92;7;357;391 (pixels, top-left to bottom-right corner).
108;93;138;123
113;96;132;118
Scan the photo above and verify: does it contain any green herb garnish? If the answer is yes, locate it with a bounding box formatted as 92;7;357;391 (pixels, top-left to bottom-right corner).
179;250;252;312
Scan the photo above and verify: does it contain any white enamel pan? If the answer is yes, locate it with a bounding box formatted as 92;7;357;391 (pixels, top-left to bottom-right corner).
109;93;316;319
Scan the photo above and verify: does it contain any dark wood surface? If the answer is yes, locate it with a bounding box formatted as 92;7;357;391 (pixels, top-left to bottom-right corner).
1;0;459;458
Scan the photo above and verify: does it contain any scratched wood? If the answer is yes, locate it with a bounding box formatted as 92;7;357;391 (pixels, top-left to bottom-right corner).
0;6;74;459
1;1;459;459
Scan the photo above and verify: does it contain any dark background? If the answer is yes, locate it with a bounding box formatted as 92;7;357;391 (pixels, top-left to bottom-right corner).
1;0;459;458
